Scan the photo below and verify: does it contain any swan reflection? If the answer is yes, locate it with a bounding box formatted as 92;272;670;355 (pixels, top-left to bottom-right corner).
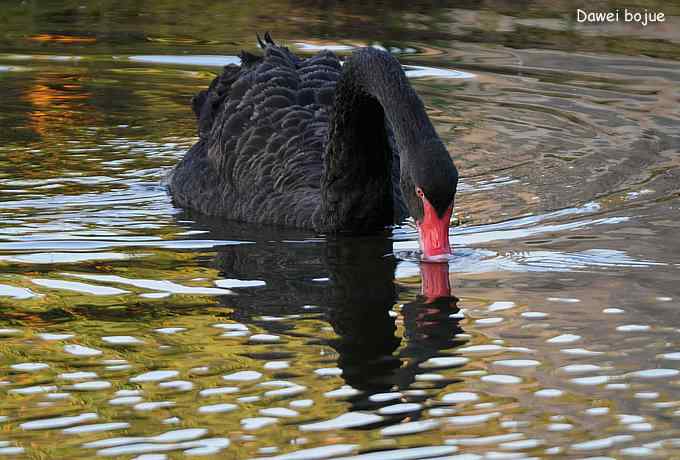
183;213;466;404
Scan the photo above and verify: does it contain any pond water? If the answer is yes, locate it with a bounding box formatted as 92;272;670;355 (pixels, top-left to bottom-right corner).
1;2;680;459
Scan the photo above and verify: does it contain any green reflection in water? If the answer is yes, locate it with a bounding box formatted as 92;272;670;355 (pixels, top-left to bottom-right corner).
1;0;680;459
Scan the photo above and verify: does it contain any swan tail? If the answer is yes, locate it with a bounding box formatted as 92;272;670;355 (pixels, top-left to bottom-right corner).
256;31;278;49
264;31;276;46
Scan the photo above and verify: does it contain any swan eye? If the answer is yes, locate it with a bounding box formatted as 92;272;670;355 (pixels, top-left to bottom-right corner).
416;187;424;199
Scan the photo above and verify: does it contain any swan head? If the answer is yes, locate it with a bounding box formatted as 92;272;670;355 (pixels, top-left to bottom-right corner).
403;139;458;260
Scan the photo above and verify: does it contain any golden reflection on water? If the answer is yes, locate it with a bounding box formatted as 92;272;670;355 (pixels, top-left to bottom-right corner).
0;1;680;458
29;34;97;44
24;80;93;138
2;268;679;458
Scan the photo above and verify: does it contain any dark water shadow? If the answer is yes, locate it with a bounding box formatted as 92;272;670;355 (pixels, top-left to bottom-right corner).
179;211;467;408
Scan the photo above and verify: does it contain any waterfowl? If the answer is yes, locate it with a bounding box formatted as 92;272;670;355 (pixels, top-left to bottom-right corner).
169;33;459;258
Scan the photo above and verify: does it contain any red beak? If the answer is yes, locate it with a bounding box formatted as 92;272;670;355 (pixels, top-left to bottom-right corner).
417;196;452;260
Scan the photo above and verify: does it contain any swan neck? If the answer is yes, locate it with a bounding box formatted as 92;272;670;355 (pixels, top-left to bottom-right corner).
338;48;438;151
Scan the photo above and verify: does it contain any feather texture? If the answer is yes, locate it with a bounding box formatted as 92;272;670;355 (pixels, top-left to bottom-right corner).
171;41;346;228
169;35;456;235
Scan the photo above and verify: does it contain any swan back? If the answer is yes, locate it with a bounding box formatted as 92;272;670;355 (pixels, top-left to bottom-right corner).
170;41;343;227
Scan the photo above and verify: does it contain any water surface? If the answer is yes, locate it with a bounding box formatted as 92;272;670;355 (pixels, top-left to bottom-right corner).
1;2;680;459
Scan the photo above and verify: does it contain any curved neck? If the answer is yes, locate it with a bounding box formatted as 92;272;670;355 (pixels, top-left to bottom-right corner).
340;48;438;152
319;49;432;232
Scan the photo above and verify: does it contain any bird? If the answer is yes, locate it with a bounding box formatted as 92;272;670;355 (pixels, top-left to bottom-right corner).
168;33;459;258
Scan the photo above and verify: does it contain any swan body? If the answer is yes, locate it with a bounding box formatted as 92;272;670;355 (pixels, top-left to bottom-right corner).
169;34;458;257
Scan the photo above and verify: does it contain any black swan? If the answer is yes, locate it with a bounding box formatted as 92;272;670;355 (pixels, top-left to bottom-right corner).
169;33;459;258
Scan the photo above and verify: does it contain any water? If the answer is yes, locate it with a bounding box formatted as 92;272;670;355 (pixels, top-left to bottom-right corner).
1;2;680;458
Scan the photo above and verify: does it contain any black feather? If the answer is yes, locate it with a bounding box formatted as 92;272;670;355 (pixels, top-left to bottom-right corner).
168;35;457;234
239;50;261;68
256;33;265;49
